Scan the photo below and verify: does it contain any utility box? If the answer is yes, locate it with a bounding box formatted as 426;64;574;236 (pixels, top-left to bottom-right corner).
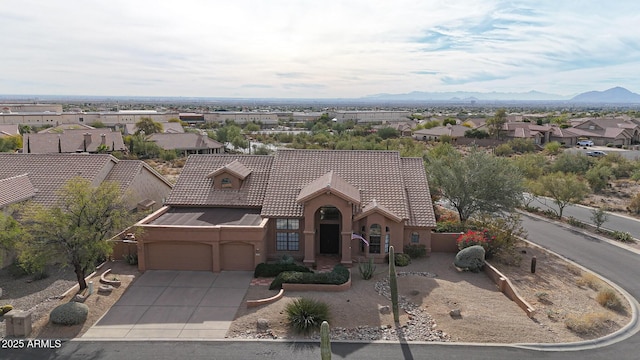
4;310;32;337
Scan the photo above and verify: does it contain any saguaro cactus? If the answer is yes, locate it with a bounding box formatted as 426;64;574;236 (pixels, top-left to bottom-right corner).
389;246;399;323
320;320;331;360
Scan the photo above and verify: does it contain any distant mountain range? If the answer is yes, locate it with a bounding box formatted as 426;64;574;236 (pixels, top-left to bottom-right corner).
364;87;640;103
569;87;640;103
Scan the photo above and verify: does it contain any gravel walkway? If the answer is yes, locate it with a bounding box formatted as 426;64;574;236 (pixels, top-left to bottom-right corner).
0;264;76;338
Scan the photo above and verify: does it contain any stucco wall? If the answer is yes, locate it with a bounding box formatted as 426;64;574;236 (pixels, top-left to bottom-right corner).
431;232;461;253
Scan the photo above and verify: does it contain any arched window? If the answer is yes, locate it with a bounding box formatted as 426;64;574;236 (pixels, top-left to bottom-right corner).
369;224;381;254
385;233;390;254
221;177;232;188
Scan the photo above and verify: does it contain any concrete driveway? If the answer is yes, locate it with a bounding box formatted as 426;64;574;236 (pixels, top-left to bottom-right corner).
82;270;252;339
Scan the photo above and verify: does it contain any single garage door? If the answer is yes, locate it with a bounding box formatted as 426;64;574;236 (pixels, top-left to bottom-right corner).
145;242;213;271
220;243;254;271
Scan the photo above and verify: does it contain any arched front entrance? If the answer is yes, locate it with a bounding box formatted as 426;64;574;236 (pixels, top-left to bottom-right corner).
317;206;341;255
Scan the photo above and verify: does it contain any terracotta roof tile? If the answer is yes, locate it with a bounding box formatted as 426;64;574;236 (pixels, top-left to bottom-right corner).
166;155;273;207
262;150;409;219
23;129;127;153
354;198;402;223
207;159;252;180
296;170;361;205
0;153;116;207
148;133;223;151
0;173;36;208
401;157;437;227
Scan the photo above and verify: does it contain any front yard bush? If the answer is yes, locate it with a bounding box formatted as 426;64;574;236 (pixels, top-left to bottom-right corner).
285;297;330;334
358;258;376;280
404;244;427;259
269;264;349;290
565;312;611;335
254;263;313;278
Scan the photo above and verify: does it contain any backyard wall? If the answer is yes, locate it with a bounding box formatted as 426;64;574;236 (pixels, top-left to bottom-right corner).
430;232;461;253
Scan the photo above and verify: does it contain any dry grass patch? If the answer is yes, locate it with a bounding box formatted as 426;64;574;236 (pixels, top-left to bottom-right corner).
565;312;612;335
596;288;623;311
576;273;603;290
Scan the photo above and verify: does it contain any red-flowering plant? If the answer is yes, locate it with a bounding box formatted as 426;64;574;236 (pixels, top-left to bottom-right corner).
456;229;494;251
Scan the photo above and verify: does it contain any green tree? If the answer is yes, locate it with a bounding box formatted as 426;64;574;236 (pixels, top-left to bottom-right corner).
486;108;507;139
135;117;163;135
529;172;590;218
585;164;613;193
0;209;24;266
549;152;592;175
19;177;135;290
544;141;562;155
377;127;399;139
511;153;547;180
244;122;261;132
428;148;524;223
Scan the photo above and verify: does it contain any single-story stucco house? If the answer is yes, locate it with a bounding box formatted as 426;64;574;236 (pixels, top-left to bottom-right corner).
134;149;436;272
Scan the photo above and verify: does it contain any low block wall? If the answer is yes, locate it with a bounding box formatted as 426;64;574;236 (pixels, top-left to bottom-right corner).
282;274;351;292
484;262;536;318
431;232;461;253
246;289;285;308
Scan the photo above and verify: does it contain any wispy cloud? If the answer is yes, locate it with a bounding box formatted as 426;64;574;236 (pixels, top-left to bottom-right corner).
1;0;640;97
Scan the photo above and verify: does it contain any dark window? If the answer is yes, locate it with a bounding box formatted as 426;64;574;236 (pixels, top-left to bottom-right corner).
276;219;299;251
369;224;381;254
221;177;232;188
411;232;419;243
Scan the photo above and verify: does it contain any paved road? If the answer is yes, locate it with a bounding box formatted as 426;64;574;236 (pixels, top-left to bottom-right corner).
528;195;640;240
4;215;640;360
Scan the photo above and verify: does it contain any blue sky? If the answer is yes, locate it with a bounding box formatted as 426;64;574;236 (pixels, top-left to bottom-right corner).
2;1;640;98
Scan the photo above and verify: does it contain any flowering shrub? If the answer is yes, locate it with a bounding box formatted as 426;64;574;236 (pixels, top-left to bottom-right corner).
456;229;494;251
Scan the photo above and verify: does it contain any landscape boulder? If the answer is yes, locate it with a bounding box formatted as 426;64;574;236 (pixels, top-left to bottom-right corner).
454;245;486;272
50;302;89;325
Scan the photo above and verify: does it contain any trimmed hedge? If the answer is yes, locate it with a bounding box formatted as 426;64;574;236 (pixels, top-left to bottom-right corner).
254;263;313;278
404;244;427;259
270;264;349;290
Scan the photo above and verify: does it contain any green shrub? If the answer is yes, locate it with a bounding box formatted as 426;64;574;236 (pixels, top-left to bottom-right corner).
50;302;89;325
567;216;585;228
385;253;411;266
395;253;411;267
277;254;295;265
358;258;376;280
606;143;614;147
404;244;426;259
269;264;349;290
434;220;465;233
285;298;331;334
124;253;138;265
494;143;514;157
596;288;623;311
254;263;312;278
612;231;633;243
1;305;13;314
32;270;49;281
628;193;640;214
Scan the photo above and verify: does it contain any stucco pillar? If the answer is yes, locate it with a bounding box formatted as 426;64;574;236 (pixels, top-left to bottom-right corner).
303;230;315;266
341;231;352;266
137;238;146;272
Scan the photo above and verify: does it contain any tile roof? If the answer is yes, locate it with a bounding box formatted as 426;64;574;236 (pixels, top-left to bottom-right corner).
207;159;253;180
166;155;273;207
401;157;437;227
0;124;19;137
148;133;223;151
166;150;436;228
354;198;402;223
0;173;36;208
262;150;410;220
0;154;116;207
23;129;127;153
296;170;361;205
0;154;172;208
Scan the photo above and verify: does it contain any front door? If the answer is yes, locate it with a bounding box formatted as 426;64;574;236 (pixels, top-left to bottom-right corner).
320;224;340;254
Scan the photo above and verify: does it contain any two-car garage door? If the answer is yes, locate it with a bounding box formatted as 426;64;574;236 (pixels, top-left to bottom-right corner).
145;242;254;271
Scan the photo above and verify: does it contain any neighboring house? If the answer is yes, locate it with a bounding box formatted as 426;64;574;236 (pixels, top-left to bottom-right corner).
148;133;224;155
0;153;173;212
22;129;127;154
37;123;96;133
374;122;415;137
571;118;639;146
0;124;20;138
413;124;469;141
123;122;185;135
135;149;436;272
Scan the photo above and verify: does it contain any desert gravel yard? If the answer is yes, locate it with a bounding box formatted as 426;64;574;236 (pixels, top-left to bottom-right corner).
0;264;76;339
